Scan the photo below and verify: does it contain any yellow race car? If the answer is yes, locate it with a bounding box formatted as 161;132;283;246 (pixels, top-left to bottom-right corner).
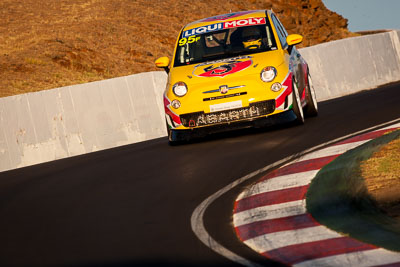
156;10;318;143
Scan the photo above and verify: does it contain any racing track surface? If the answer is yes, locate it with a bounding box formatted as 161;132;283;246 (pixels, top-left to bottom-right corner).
0;82;399;267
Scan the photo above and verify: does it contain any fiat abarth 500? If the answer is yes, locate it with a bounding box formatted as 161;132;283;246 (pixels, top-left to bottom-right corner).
155;10;318;143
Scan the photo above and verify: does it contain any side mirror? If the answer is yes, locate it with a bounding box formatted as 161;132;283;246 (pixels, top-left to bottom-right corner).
286;34;303;46
155;57;170;73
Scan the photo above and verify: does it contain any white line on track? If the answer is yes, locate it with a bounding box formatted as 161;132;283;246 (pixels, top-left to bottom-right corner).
190;118;400;266
382;122;400;129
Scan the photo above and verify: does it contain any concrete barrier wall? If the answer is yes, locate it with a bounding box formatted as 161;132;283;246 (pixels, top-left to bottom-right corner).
0;31;399;172
0;72;167;172
300;30;400;101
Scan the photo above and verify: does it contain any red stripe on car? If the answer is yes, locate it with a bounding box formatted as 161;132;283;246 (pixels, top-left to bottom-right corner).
275;72;292;107
164;95;181;125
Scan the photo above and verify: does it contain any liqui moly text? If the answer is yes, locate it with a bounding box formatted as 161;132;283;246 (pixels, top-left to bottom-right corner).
182;17;266;38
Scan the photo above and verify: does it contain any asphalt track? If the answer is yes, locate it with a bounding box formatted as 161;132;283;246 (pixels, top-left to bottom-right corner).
0;82;399;267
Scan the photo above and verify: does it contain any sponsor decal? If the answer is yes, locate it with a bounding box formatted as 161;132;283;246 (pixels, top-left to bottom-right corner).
180;100;275;127
190;106;261;127
182;17;266;38
199;11;256;22
178;36;201;46
193;56;253;78
183;23;223;38
210;100;243;112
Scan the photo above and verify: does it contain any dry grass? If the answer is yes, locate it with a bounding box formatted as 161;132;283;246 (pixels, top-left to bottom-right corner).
361;136;400;217
0;0;356;97
361;138;400;193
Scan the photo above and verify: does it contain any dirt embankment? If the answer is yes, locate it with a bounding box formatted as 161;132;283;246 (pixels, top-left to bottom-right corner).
0;0;356;97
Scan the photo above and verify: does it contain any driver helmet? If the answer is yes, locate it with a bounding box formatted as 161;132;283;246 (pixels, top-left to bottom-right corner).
241;27;262;49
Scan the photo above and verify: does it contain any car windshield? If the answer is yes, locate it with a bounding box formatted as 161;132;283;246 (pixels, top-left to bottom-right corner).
173;17;277;67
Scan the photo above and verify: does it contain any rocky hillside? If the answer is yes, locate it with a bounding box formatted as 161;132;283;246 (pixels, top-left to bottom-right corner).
0;0;356;97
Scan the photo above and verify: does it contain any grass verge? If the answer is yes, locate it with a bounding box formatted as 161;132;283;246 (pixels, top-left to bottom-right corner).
361;137;400;219
306;129;400;251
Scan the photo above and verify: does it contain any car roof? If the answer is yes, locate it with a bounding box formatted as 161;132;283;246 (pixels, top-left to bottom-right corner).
183;10;270;31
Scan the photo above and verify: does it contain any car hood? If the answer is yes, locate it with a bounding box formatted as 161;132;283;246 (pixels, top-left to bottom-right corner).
169;50;285;87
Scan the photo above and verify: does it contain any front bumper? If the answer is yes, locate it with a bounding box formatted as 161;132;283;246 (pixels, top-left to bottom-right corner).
169;109;297;141
180;99;276;128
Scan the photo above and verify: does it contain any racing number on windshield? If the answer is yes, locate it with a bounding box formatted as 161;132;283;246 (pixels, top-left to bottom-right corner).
179;36;200;46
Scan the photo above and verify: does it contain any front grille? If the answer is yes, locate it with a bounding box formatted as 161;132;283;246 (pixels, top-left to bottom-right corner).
180;100;275;127
203;92;247;102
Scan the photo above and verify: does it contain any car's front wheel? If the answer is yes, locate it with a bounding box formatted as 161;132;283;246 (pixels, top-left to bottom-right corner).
166;121;190;145
166;122;178;145
304;73;318;117
292;80;305;125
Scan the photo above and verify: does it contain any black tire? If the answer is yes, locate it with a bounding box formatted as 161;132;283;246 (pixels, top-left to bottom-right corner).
292;79;305;125
166;121;179;145
304;73;318;117
166;121;189;145
168;130;180;146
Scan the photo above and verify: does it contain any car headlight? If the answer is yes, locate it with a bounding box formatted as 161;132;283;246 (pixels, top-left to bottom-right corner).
271;82;282;92
171;99;181;109
260;67;277;82
172;82;188;97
